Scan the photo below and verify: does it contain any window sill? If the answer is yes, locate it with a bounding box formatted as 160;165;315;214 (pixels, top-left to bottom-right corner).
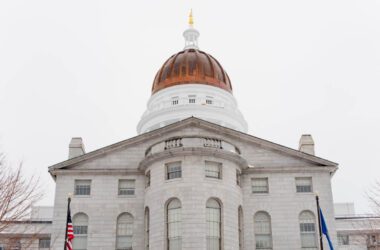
118;194;136;198
251;192;270;196
165;178;183;183
205;177;222;181
73;195;91;198
296;192;314;195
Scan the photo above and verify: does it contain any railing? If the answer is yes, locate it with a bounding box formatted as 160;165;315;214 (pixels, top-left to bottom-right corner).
145;137;239;156
203;138;222;149
164;138;182;149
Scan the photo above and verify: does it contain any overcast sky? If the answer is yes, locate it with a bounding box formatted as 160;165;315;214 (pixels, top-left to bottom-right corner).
0;0;379;213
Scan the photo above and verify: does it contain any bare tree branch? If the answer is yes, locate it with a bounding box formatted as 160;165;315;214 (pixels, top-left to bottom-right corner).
0;154;43;233
368;181;380;216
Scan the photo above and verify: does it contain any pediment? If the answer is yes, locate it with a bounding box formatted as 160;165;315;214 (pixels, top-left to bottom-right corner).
48;117;338;177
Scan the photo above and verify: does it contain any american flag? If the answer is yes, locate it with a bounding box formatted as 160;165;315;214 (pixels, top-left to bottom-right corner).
65;198;75;250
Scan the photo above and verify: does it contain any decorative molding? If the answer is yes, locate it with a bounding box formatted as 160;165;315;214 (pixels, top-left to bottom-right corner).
139;147;248;171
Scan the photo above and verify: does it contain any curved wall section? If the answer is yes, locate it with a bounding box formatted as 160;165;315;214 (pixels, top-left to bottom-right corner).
143;147;244;249
137;84;248;134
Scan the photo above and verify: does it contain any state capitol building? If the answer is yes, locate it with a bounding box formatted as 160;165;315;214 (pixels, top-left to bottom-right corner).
1;13;379;250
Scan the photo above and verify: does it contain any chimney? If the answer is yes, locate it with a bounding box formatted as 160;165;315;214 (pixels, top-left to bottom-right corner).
299;134;315;155
68;137;86;159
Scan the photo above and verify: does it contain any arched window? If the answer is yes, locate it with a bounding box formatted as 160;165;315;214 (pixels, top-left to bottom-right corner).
116;213;134;250
167;199;182;250
206;198;221;250
254;211;272;249
238;206;243;250
145;207;150;250
299;211;317;249
73;213;88;250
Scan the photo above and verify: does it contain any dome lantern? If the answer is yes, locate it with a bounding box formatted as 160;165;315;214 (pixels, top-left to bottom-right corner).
183;10;199;49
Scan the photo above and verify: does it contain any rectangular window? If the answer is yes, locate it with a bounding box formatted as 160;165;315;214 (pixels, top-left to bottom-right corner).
145;171;151;188
74;180;91;196
172;97;179;105
252;178;269;193
205;161;222;179
338;234;349;245
236;170;241;186
188;95;196;104
296;177;313;193
166;162;182;180
118;179;135;195
206;99;213;105
39;238;51;249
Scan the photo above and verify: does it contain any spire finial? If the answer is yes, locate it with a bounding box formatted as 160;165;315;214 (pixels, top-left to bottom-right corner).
188;9;194;27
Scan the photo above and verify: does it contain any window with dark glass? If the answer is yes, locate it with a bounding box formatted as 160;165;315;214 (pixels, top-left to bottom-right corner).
74;180;91;196
39;238;51;249
166;162;182;180
188;95;196;104
205;161;222;179
118;179;135;196
296;177;313;193
251;178;269;194
172;97;179;105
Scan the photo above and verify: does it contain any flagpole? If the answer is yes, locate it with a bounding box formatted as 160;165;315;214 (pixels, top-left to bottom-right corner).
316;194;324;250
64;195;71;250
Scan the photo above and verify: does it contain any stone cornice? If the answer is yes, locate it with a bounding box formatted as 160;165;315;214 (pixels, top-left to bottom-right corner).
139;147;248;171
243;165;337;174
49;168;143;176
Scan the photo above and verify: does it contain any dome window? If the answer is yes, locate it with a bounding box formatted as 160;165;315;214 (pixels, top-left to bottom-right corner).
206;96;213;105
188;95;196;104
172;97;179;105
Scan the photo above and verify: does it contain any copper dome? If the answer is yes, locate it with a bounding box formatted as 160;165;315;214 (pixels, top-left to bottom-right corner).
151;49;232;94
